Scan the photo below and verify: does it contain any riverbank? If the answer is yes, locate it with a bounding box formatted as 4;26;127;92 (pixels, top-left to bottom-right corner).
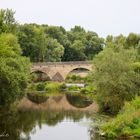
99;97;140;139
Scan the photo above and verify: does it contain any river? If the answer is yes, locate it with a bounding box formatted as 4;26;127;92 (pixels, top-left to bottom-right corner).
0;94;139;140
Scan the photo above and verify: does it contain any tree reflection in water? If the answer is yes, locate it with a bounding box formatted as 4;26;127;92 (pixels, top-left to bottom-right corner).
1;108;136;140
0;108;92;140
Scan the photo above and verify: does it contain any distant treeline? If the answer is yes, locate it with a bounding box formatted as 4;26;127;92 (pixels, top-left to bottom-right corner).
1;9;140;62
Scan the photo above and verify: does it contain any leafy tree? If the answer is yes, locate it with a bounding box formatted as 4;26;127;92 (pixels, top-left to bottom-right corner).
70;40;86;61
67;26;86;44
0;9;17;34
18;24;46;62
18;24;65;62
85;31;104;59
44;25;72;61
44;38;64;62
94;47;140;114
106;34;126;49
65;26;104;61
44;25;68;46
126;33;140;49
0;33;21;57
0;57;30;106
0;33;30;106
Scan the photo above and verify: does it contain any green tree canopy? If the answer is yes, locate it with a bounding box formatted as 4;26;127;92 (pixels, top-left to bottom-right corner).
0;9;17;34
44;38;64;62
0;33;30;106
94;47;140;114
0;33;21;57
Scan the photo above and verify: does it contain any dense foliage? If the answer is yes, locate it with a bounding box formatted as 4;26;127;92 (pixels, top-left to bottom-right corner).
101;97;140;138
0;9;17;34
0;9;30;106
93;34;140;114
17;24;104;62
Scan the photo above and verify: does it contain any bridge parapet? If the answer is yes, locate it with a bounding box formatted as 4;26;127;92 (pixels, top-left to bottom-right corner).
33;61;92;66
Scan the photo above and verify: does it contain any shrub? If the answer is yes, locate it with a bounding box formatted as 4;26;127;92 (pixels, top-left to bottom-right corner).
81;85;96;94
66;74;84;83
45;82;63;92
68;85;80;91
101;97;140;138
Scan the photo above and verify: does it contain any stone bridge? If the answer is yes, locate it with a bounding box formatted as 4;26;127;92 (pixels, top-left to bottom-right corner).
31;61;94;81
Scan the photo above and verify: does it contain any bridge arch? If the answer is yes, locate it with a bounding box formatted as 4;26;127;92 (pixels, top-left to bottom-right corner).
31;70;51;82
64;67;90;81
63;66;92;80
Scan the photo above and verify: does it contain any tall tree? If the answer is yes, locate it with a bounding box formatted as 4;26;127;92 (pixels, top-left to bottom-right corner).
85;31;104;59
0;9;17;34
0;33;30;106
93;47;140;114
18;24;46;62
44;38;64;62
126;33;140;49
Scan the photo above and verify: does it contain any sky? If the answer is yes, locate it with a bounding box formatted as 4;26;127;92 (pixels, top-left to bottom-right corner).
0;0;140;37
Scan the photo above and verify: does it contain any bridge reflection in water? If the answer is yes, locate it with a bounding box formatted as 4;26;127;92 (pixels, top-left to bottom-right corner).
18;95;98;112
31;61;94;82
0;94;102;140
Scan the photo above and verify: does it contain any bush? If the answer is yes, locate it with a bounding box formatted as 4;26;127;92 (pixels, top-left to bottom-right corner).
45;82;63;92
81;85;96;94
66;74;84;83
101;97;140;138
68;85;80;91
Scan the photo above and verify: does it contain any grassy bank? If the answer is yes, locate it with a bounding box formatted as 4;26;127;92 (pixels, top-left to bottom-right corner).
28;82;64;92
100;97;140;139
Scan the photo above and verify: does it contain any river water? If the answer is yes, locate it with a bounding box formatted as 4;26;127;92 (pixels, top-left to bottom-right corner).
0;95;139;140
20;111;93;140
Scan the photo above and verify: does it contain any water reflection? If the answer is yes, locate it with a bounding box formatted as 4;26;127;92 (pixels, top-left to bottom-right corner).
27;93;49;104
0;108;93;140
0;108;140;140
66;94;93;108
1;95;140;140
19;94;98;112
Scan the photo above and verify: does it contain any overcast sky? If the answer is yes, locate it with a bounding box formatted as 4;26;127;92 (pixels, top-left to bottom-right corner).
0;0;140;37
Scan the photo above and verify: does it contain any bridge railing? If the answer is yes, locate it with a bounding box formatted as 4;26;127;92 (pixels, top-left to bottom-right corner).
33;61;92;66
